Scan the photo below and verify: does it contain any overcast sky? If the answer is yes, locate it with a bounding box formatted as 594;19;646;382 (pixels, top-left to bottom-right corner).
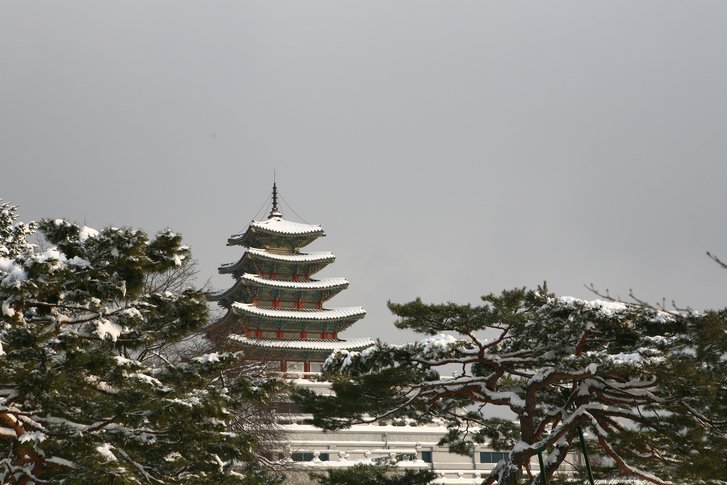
2;1;726;343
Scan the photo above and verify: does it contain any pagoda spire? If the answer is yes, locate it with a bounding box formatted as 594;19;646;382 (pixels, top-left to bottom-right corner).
269;180;282;218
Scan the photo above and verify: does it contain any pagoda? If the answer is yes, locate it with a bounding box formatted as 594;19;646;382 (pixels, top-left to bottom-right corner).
209;183;372;374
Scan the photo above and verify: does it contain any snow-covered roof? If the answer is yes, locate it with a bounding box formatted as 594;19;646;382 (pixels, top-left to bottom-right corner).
228;335;374;351
231;303;366;321
218;249;335;276
240;273;349;290
208;275;348;303
245;248;335;263
229;216;324;241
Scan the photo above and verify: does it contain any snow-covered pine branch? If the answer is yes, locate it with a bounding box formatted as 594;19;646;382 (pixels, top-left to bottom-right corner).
296;285;726;484
0;204;286;484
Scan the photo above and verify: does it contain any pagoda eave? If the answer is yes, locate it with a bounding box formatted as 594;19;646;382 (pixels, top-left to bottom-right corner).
241;274;349;291
228;336;374;362
227;220;325;249
228;233;321;248
229;335;374;352
231;303;366;322
231;316;365;334
208;276;349;307
218;249;336;277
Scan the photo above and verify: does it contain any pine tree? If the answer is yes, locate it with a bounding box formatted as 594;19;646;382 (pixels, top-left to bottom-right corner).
310;463;436;485
0;201;285;484
295;285;723;485
637;310;727;482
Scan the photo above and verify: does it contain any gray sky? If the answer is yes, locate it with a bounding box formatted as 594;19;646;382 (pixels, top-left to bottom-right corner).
2;1;726;343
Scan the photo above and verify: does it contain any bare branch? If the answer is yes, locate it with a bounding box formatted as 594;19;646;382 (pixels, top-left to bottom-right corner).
706;251;727;270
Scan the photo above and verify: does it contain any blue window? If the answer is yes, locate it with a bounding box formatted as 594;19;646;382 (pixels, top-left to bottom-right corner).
480;452;508;463
421;451;432;463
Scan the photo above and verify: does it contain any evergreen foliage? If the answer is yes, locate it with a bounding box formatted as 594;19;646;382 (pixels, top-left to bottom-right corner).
295;284;727;485
310;463;436;485
0;202;285;484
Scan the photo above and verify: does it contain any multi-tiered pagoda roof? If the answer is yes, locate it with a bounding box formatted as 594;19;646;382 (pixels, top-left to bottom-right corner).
209;183;372;373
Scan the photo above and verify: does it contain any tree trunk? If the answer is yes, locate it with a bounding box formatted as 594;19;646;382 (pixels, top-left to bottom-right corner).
484;459;523;485
498;463;522;485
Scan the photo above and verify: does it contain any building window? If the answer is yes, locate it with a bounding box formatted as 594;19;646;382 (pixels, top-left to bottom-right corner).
287;361;305;373
480;452;508;463
310;362;324;373
291;452;329;462
421;451;432;463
